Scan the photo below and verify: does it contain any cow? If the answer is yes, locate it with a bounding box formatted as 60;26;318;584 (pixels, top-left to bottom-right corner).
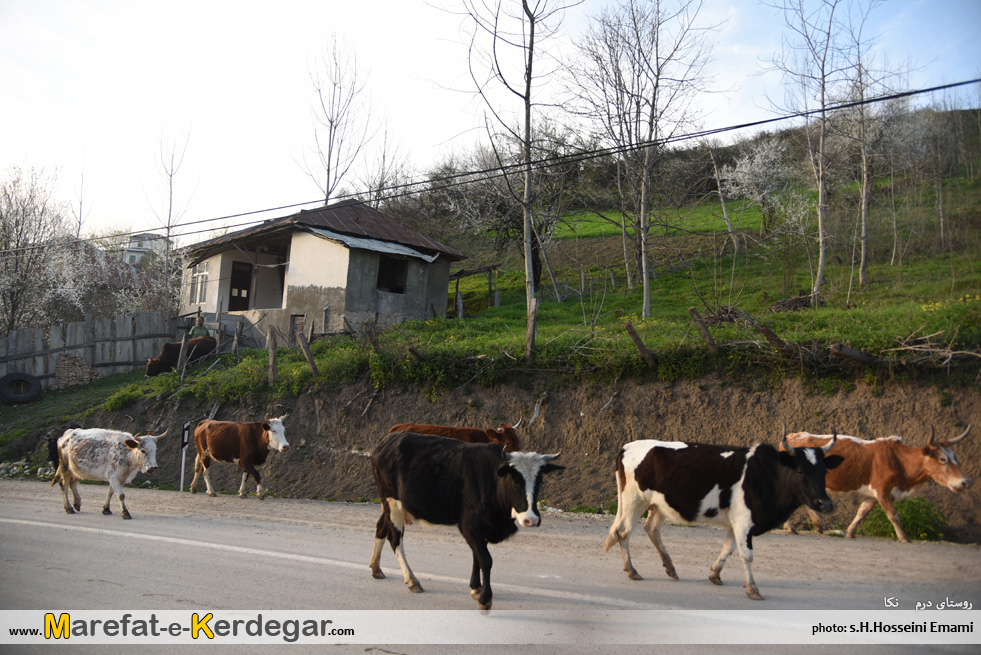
603;428;843;600
189;414;289;500
387;421;522;452
785;425;971;543
55;427;168;519
145;335;217;377
369;431;563;611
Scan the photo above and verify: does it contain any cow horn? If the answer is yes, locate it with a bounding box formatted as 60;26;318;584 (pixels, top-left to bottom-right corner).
822;428;837;454
944;424;971;446
513;418;523;429
928;426;936;447
264;413;270;423
781;423;795;455
155;429;169;439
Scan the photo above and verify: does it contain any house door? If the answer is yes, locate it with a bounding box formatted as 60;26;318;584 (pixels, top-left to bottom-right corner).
229;261;253;311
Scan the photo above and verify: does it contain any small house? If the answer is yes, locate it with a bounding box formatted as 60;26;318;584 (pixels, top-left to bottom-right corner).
178;200;465;340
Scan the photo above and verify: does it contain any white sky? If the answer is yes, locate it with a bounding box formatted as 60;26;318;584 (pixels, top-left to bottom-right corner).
1;0;979;246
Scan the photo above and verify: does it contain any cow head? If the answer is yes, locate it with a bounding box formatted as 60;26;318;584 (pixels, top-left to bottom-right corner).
145;357;165;377
779;425;844;514
262;413;290;452
491;423;521;452
497;451;563;528
125;429;168;474
924;425;971;492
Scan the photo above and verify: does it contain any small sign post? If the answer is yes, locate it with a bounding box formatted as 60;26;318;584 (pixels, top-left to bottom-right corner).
180;422;190;492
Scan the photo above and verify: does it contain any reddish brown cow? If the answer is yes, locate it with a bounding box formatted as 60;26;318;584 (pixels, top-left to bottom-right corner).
388;421;522;452
786;426;971;542
189;414;289;500
146;336;216;377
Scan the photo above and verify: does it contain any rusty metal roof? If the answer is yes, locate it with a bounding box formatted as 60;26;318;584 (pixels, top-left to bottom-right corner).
184;199;465;263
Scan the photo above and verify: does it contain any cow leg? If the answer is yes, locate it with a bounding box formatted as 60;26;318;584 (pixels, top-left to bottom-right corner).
201;459;218;497
62;473;77;514
844;498;880;540
369;511;390;580
102;484;114;516
463;533;494;612
642;509;677;580
725;527;763;601
604;499;644;581
385;500;422;593
708;528;736;586
241;464;263;500
189;454;203;494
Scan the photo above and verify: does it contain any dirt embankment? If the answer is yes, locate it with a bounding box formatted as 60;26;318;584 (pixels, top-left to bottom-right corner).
23;376;981;543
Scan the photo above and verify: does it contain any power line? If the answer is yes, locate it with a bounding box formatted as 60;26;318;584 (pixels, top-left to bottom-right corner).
2;77;979;258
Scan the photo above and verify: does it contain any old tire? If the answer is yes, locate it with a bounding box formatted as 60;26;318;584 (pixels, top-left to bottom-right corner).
0;372;42;404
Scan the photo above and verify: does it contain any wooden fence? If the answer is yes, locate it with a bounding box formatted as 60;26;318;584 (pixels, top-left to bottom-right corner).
0;312;177;389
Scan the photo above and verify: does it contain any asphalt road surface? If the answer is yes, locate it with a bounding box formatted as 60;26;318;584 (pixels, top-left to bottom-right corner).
1;479;977;654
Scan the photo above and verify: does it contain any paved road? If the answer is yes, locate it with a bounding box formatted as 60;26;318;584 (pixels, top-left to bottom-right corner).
1;479;978;653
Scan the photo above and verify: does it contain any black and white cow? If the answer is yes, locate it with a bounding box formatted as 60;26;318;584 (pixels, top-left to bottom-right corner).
603;428;843;600
369;431;563;611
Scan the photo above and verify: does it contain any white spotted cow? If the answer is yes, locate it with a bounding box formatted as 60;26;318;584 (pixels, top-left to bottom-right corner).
56;427;167;519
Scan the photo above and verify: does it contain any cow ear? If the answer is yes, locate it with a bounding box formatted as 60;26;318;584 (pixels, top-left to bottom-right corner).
124;439;140;450
824;454;844;470
778;450;798;469
542;463;565;475
262;423;271;431
497;462;512;478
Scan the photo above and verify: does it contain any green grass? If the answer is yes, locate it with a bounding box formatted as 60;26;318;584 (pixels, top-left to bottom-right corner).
554;200;765;240
857;498;949;541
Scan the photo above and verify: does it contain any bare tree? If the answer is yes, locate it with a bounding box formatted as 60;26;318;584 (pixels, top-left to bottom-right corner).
461;0;580;361
570;0;715;318
304;34;375;205
765;0;855;305
358;123;412;209
147;128;192;307
0;167;69;332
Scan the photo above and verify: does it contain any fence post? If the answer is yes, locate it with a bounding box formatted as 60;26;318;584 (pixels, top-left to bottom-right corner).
267;327;277;386
296;331;319;376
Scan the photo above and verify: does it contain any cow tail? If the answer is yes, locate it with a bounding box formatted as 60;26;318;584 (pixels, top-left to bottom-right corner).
604;447;628;553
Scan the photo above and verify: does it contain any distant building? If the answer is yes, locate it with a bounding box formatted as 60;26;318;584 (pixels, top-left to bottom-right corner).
120;232;171;265
178;200;465;340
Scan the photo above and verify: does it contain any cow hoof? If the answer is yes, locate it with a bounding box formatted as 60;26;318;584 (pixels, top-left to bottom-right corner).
627;570;643;581
408;583;424;593
371;569;385;580
664;567;679;580
65;507;75;515
470;588;482;600
102;508;112;516
257;494;265;501
709;572;723;586
746;588;764;601
73;503;80;511
239;494;248;499
478;601;492;613
190;488;197;494
207;491;217;497
122;512;132;520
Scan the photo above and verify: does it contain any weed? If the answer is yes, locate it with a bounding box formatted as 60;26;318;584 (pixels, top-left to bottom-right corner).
857;498;948;541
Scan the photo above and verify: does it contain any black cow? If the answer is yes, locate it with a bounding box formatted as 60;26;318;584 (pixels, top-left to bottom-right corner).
369;431;563;611
145;336;216;377
603;428;843;600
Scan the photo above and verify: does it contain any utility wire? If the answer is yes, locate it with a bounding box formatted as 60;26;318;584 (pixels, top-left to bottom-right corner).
1;77;979;258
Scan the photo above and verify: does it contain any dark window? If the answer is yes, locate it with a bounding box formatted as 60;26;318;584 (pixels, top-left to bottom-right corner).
376;255;407;294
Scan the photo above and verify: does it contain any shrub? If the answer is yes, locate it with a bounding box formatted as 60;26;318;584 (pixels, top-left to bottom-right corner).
857;498;948;541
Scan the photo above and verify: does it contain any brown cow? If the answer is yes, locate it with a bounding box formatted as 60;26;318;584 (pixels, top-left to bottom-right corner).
387;421;521;452
146;336;216;377
786;426;971;542
189;414;289;500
